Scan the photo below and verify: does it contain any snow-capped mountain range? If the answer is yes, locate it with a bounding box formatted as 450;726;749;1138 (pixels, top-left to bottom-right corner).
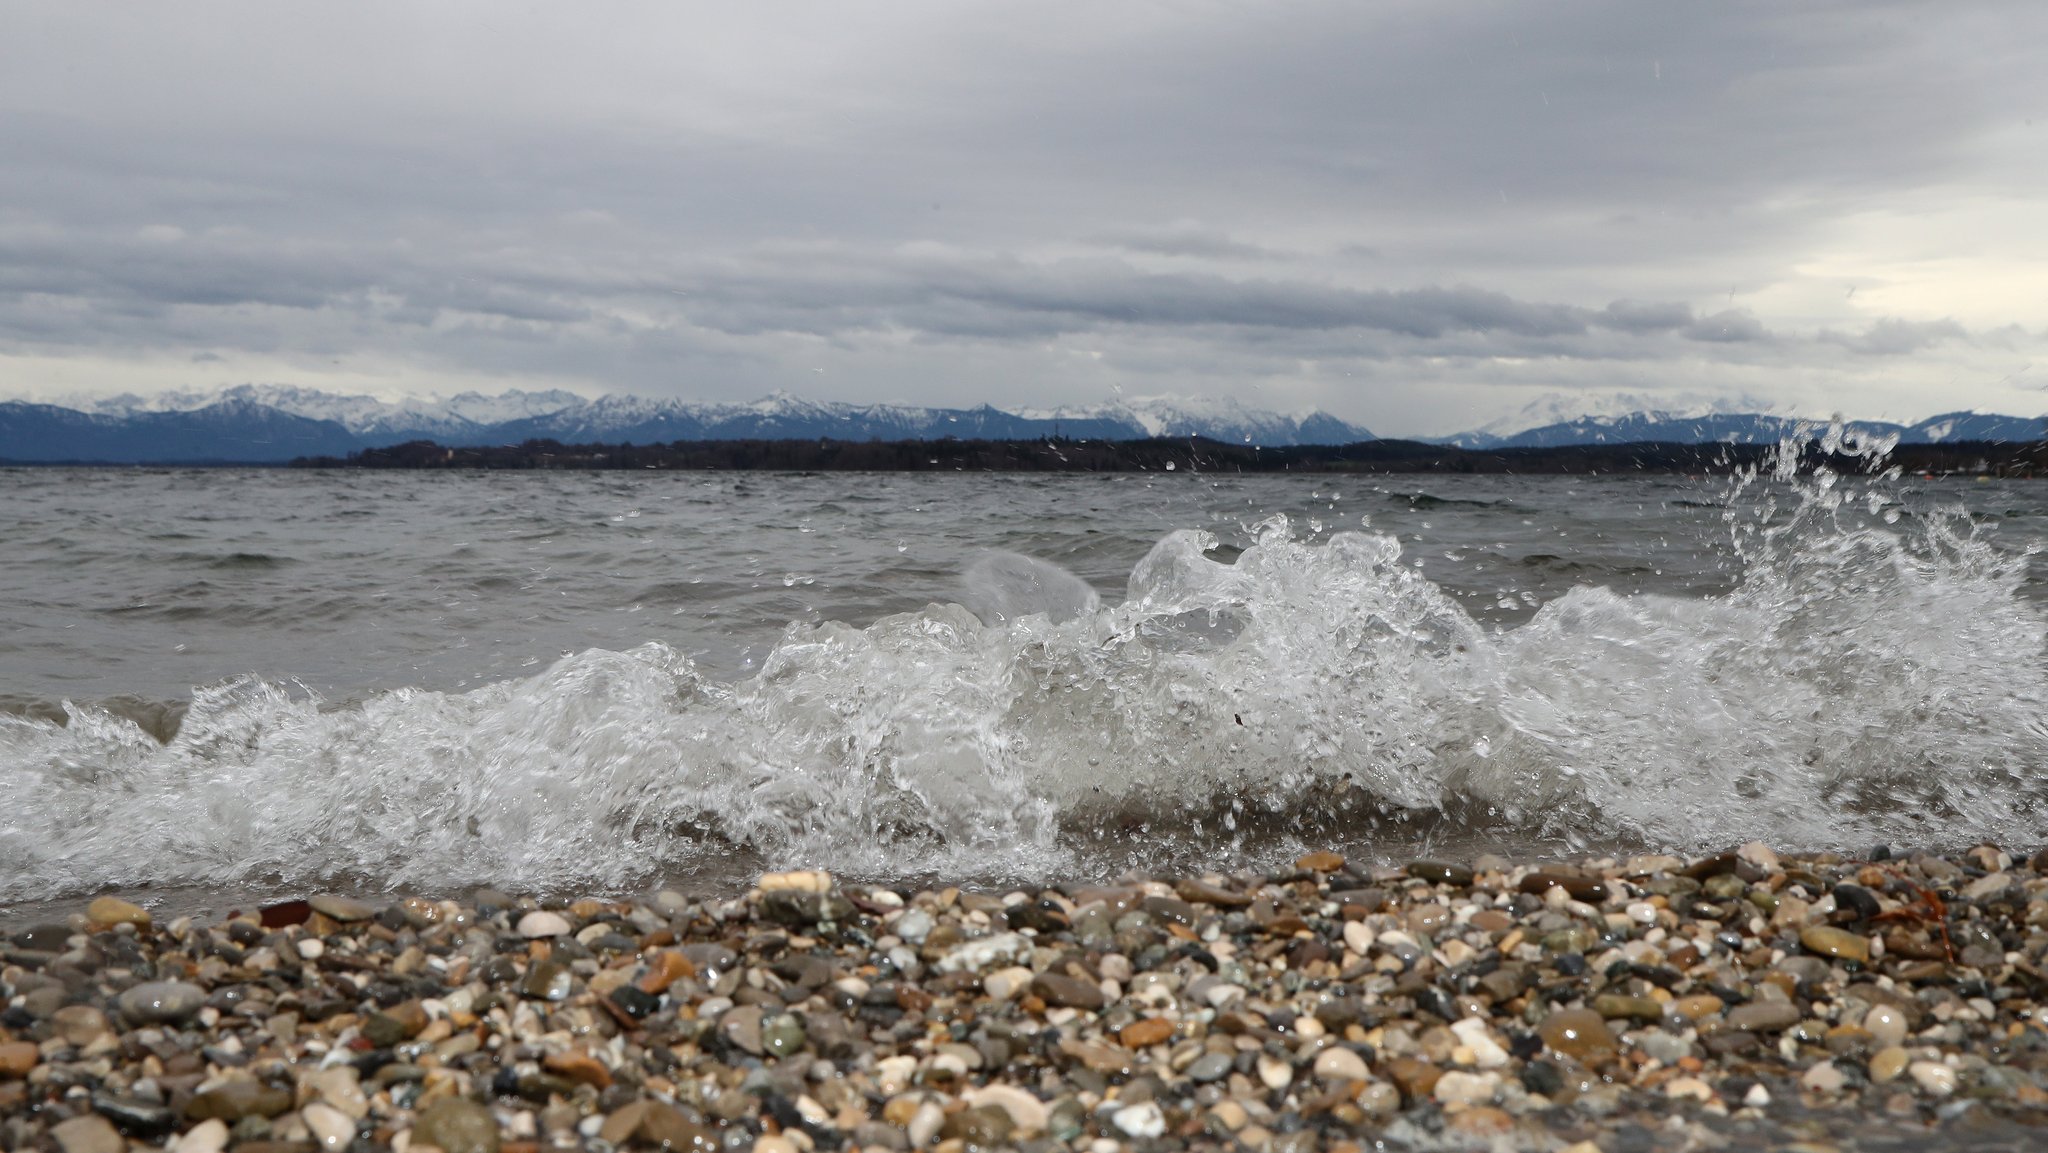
0;386;1378;462
1432;409;2047;449
0;384;2040;462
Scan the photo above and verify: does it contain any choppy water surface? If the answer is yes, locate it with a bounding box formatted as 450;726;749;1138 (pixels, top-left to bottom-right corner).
3;452;2047;908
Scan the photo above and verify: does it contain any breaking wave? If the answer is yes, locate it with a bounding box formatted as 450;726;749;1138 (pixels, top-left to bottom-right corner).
4;446;2046;901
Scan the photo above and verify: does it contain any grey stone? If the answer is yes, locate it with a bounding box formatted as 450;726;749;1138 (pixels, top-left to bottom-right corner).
117;980;207;1025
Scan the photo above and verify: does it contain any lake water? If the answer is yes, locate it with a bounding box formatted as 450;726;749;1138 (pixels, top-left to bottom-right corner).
4;457;2047;914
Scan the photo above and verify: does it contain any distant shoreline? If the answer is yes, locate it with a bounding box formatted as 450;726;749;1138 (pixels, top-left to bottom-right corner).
3;436;2042;474
269;436;2047;476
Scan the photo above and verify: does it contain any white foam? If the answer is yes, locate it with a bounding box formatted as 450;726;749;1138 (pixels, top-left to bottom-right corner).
4;460;2046;901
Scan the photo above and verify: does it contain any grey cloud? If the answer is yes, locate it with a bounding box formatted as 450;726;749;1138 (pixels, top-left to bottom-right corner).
1683;310;1772;344
1820;317;1969;355
1597;301;1696;333
670;249;1604;342
1093;228;1284;261
0;2;2042;429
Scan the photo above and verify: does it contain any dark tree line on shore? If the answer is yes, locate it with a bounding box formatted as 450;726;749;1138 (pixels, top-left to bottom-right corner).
289;436;2048;476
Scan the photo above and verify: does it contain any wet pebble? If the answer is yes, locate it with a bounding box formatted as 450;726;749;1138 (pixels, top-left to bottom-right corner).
116;980;206;1025
516;909;572;938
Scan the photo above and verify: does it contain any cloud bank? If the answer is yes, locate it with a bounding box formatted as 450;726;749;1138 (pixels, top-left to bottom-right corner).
1;1;2043;434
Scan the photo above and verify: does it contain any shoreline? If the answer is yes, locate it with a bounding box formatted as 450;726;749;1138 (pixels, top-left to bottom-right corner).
7;846;2048;1152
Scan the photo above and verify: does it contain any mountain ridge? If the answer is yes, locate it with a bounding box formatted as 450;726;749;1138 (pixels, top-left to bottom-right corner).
2;385;2043;463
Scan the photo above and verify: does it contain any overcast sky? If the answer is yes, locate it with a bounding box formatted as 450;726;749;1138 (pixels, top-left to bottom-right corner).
2;2;2043;435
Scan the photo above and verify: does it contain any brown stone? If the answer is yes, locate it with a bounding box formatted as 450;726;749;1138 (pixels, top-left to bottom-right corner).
1058;1038;1136;1076
52;1005;111;1046
51;1114;124;1153
1446;1106;1515;1138
1297;851;1346;873
638;1103;717;1152
413;1096;501;1153
1175;879;1253;907
1385;1056;1443;1101
1724;1001;1801;1033
0;1041;38;1078
1030;973;1105;1010
1800;925;1871;964
1538;1008;1618;1063
1119;1018;1176;1048
258;899;312;928
86;896;151;928
598;1101;651;1145
1469;909;1513;934
186;1080;295;1121
1590;994;1663;1022
544;1050;613;1090
1670;993;1725;1021
1518;871;1607;901
637;949;696;995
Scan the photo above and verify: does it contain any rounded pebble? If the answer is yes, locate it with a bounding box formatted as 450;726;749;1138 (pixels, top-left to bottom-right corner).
517;909;573;938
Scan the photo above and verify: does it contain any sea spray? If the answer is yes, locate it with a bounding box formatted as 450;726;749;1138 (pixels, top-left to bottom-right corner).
3;450;2046;902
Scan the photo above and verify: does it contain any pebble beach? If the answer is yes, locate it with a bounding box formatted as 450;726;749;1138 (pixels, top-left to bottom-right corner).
9;845;2048;1153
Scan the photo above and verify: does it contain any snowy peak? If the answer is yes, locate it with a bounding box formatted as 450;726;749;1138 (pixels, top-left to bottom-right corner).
72;384;586;436
0;387;1378;462
6;385;2042;463
1434;406;2047;449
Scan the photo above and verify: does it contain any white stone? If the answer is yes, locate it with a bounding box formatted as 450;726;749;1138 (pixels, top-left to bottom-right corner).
1257;1053;1293;1090
1433;1070;1500;1106
1343;921;1373;954
1801;1061;1846;1094
1312;1046;1370;1083
908;1101;945;1148
1863;1004;1909;1048
891;908;935;944
1112;1101;1166;1138
1449;1018;1510;1069
300;1067;369;1120
517;910;572;938
1203;983;1247;1009
794;1096;831;1126
1909;1061;1958;1096
1625;901;1658;924
936;932;1031;973
173;1120;231;1153
874;1056;917;1095
1743;1083;1772;1108
759;869;833;894
296;939;325;960
1736;841;1781;872
303;1102;356;1151
965;1085;1049;1134
1662;1077;1715;1102
983;966;1036;1001
753;1137;799;1153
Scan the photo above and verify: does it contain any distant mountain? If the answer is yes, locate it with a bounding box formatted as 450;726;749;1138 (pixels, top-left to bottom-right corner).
0;388;1377;463
1435;410;2046;449
1908;412;2048;442
5;384;2038;464
0;399;362;463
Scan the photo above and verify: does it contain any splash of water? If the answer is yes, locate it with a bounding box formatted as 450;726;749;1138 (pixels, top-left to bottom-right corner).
4;444;2045;901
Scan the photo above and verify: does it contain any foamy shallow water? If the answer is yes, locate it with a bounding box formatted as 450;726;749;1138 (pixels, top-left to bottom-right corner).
4;451;2047;908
